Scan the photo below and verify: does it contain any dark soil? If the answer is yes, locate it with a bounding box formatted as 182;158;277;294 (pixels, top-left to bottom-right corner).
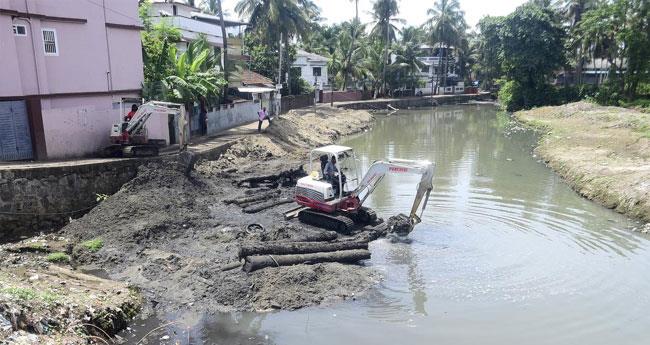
59;107;380;314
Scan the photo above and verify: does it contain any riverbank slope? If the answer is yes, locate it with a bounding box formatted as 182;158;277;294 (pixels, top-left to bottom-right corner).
515;101;650;224
1;106;377;343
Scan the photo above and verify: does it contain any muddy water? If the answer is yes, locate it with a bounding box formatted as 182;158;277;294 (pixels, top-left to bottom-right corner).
123;105;650;345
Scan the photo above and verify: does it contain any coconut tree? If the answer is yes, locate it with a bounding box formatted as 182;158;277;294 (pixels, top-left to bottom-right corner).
236;0;312;93
392;40;426;93
423;0;466;93
370;0;403;96
201;0;229;96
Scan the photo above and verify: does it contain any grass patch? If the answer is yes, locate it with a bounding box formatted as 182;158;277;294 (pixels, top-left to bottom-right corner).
46;252;70;263
2;287;37;300
1;287;61;304
81;238;104;252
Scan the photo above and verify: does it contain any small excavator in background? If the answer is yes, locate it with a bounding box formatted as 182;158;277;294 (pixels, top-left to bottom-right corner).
288;145;434;233
103;101;185;157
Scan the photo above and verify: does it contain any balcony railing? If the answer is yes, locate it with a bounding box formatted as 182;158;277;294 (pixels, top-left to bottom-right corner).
151;16;223;38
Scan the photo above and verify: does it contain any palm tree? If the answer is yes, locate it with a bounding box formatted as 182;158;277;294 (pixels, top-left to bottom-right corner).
201;0;229;95
370;0;403;96
423;0;466;94
392;40;426;93
338;21;367;90
164;37;227;109
236;0;311;94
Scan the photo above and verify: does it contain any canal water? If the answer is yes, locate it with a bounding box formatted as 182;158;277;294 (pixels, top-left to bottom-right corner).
126;105;650;344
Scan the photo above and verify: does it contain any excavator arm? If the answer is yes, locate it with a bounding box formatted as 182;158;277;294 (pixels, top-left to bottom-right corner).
354;159;434;225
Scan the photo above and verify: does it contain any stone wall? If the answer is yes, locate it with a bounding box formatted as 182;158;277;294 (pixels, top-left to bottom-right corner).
0;159;143;241
281;94;315;114
336;93;492;110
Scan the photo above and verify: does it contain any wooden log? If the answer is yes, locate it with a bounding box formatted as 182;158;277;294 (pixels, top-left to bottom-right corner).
292;231;338;242
224;190;280;205
238;240;368;258
242;249;371;273
242;198;293;213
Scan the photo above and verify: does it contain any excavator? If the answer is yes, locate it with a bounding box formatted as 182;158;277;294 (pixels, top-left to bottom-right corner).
103;101;185;157
290;145;434;233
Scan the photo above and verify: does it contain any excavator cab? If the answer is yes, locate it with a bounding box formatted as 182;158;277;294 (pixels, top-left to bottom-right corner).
293;144;435;234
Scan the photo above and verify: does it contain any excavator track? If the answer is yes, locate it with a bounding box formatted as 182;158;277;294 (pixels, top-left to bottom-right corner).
356;207;378;225
298;209;355;234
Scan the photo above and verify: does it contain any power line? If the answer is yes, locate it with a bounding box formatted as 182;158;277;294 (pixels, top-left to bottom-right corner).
82;0;142;23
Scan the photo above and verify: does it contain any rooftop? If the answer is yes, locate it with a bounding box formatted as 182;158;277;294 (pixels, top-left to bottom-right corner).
242;70;274;86
297;50;329;62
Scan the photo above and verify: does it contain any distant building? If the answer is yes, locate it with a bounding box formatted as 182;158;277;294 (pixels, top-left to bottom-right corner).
554;58;626;86
0;0;151;161
292;50;329;89
414;43;462;95
148;0;248;78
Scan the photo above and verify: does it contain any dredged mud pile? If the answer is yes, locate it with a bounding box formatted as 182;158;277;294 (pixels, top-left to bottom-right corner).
60;107;378;313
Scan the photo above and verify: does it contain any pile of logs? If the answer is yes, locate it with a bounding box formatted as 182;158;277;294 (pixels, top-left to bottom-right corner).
237;240;371;273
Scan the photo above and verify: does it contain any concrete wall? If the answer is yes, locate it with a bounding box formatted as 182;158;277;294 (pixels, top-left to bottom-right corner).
206;100;260;135
321;90;365;103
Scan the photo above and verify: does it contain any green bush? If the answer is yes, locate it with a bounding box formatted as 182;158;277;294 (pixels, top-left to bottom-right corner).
81;238;104;252
46;252;70;263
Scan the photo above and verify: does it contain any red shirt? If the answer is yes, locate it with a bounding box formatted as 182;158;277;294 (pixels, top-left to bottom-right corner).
126;111;136;121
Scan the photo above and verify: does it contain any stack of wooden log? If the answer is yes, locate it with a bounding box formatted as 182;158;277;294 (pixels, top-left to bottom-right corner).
237;240;371;273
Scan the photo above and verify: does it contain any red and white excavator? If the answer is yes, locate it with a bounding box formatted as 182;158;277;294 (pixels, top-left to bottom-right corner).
291;145;434;233
103;101;185;157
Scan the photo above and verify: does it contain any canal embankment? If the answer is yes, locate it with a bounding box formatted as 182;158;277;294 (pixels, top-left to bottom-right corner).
1;107;382;343
515;101;650;225
335;92;492;110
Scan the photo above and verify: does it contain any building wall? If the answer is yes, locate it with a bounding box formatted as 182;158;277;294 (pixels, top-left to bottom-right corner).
0;0;145;160
293;55;328;88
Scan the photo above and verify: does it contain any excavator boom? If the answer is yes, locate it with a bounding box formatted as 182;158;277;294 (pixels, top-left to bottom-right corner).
354;159;434;225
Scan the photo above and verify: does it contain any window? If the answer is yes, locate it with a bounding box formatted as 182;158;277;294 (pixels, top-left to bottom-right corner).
42;29;58;56
12;25;26;36
312;67;322;77
421;66;429;73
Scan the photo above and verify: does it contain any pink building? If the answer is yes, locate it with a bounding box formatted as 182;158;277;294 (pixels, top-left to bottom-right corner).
0;0;155;161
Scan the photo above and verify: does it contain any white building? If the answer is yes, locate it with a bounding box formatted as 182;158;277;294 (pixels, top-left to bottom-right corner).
148;0;246;53
292;50;329;89
415;44;463;95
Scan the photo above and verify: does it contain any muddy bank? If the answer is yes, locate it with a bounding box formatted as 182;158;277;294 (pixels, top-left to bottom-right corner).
55;107;377;315
0;235;141;344
515;101;650;223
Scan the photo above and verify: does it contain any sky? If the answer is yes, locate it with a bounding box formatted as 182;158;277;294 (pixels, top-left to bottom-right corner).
222;0;528;30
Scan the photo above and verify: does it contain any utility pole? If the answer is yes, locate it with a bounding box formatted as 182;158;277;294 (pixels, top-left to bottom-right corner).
382;20;389;97
278;32;283;89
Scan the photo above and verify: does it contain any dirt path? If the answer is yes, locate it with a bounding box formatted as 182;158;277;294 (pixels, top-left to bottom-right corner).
515;101;650;226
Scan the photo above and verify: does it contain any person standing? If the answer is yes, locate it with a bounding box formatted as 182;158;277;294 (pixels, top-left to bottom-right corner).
257;107;272;132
